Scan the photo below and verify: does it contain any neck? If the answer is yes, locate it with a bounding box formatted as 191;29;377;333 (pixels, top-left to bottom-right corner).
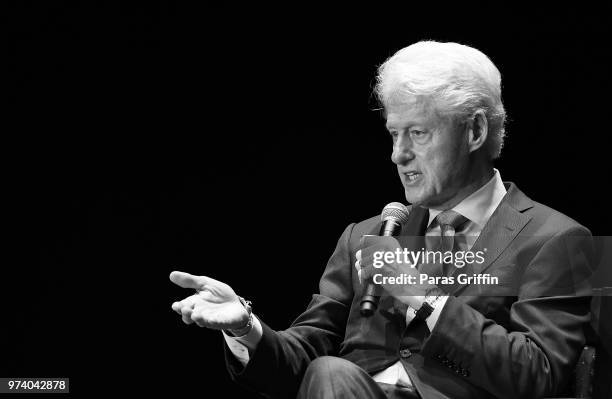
429;161;494;211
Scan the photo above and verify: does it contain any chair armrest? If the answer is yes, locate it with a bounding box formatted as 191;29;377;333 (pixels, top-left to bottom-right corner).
574;345;596;398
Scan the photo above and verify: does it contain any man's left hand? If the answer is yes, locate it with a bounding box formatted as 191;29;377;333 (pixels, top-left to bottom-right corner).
355;235;432;307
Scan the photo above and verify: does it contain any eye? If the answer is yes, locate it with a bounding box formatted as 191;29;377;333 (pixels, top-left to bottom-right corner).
410;129;431;144
388;131;399;140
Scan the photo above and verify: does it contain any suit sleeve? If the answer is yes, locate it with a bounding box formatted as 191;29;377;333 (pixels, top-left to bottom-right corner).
420;226;594;399
224;223;356;398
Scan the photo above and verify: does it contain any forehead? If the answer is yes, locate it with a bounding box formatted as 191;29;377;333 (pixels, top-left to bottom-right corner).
384;97;437;130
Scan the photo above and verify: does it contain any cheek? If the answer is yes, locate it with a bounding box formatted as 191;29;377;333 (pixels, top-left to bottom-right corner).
419;149;444;178
419;147;456;189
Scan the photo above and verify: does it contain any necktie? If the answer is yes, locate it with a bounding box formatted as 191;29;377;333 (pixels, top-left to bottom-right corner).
425;210;469;277
398;210;468;339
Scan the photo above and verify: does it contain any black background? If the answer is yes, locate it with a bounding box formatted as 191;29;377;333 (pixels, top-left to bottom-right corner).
7;3;611;398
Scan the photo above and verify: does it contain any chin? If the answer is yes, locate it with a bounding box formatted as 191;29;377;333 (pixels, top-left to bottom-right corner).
403;189;426;206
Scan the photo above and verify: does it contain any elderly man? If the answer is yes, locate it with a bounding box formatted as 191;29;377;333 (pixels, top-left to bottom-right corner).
170;41;593;399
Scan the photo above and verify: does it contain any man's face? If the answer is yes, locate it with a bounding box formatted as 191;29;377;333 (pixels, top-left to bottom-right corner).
385;98;470;209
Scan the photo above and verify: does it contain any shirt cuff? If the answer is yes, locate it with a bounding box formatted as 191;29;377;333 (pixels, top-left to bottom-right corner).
222;314;263;366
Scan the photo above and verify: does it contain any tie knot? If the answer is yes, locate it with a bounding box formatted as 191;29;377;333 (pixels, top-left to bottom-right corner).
435;210;468;230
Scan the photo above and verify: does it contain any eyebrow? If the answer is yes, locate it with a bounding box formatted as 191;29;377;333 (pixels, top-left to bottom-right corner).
385;122;419;131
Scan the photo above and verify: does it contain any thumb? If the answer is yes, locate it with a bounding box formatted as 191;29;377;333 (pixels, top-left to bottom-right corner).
169;271;208;290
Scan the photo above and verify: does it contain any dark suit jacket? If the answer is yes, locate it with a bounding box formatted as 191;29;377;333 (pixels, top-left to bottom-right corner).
225;183;595;399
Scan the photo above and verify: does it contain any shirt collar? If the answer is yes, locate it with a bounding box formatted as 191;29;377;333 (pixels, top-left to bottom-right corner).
427;168;507;229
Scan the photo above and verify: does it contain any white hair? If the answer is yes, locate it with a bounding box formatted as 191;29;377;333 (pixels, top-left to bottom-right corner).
375;41;506;159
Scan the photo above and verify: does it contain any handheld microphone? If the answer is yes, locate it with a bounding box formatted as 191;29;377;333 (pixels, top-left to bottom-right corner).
360;202;411;317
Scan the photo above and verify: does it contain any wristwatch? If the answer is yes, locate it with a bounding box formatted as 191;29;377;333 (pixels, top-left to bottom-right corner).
414;292;442;321
226;296;253;337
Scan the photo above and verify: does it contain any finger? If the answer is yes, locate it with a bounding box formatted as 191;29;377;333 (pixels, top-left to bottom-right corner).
169;271;210;290
360;263;369;280
361;235;398;254
361;244;395;263
354;258;361;274
171;301;183;314
171;299;194;314
191;306;212;328
180;302;196;324
173;294;202;316
358;269;362;284
190;306;204;327
356;249;361;261
192;304;224;329
360;264;375;282
359;234;377;248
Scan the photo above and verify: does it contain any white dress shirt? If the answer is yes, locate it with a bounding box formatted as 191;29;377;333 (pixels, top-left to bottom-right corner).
224;169;507;387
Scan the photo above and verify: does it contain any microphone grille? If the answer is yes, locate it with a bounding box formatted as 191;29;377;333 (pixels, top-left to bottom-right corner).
381;202;411;225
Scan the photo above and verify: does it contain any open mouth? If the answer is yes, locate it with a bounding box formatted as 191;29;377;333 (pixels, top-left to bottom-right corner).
404;171;422;185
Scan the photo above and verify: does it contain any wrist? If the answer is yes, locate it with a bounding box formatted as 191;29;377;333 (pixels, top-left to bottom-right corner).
227;296;253;337
409;286;444;308
411;296;426;309
412;286;445;321
228;318;252;337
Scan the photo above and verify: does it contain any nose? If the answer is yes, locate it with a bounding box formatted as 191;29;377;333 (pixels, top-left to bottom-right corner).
391;135;415;165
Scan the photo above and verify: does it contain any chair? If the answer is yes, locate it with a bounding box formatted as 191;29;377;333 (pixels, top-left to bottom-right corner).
567;288;612;399
589;288;612;399
571;345;597;398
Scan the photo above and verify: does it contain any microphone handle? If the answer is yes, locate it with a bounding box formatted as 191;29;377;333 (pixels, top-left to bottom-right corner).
360;219;402;316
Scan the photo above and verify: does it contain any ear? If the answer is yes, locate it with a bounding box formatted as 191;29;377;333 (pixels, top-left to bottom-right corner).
466;109;488;153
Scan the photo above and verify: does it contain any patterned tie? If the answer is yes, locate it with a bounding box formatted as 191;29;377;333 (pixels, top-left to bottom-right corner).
425;210;469;277
398;210;468;338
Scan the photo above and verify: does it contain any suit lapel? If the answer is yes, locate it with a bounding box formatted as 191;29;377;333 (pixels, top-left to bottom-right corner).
402;205;430;237
448;183;534;296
